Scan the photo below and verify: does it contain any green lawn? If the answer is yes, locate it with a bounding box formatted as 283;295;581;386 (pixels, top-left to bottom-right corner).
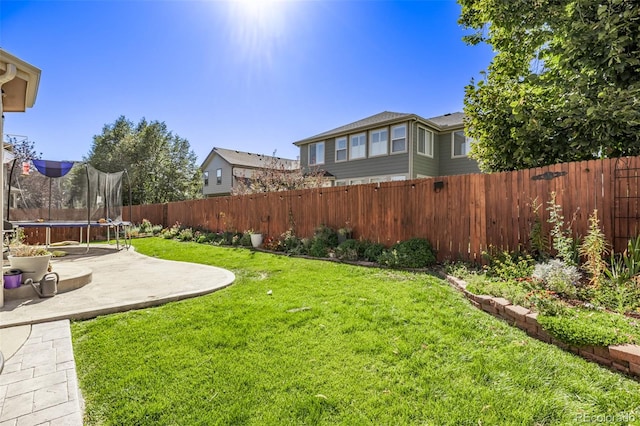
72;238;640;425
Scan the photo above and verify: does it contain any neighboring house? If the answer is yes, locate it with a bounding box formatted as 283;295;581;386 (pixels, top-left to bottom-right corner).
293;111;480;186
200;147;299;197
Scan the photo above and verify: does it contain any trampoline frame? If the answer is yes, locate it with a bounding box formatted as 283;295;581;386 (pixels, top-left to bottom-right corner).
12;221;132;251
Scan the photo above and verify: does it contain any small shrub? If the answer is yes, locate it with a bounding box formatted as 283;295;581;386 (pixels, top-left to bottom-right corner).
204;232;223;244
483;250;535;281
547;192;579;265
128;226;140;238
591;277;640;314
309;239;330;258
239;232;252;247
362;241;385;262
443;261;482;279
313;224;339;248
161;222;182;239
524;289;567;316
606;235;640;283
579;209;608;287
280;229;302;253
532;259;581;298
377;238;436;269
335;239;361;261
139;218;153;234
262;236;283;251
220;231;236;246
177;228;194;242
294;238;312;255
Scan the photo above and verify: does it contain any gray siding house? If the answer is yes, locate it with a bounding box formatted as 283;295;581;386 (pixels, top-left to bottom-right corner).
293;111;480;185
200;147;299;197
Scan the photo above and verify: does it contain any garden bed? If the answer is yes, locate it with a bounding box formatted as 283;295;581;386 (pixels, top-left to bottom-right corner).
445;273;640;379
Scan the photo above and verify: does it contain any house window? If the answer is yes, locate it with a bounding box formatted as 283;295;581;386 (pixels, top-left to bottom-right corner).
334;180;346;186
203;171;209;186
369;176;387;183
417;126;434;157
216;168;222;185
369;128;388;157
350;133;366;160
452;130;473;158
390;175;406;181
309;142;325;166
350;179;364;185
335;137;347;162
391;125;407;153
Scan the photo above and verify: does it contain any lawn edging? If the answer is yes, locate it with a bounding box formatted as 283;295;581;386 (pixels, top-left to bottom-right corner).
444;274;640;380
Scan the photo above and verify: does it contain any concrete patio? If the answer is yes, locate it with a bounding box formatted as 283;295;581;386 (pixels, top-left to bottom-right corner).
0;245;235;425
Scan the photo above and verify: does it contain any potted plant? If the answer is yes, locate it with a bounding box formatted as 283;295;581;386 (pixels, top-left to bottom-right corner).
248;230;263;248
7;244;53;283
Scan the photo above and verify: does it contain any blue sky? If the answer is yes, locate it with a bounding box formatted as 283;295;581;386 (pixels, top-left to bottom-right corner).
1;0;493;164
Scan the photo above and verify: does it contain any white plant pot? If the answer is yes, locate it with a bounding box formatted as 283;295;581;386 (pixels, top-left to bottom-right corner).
8;255;52;283
250;234;263;248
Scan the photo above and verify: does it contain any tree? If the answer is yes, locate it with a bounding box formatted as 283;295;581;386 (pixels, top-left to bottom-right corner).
459;0;640;172
86;116;202;205
231;155;327;195
5;135;41;164
4;136;49;210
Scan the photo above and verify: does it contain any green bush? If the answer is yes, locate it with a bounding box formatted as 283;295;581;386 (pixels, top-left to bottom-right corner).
537;308;638;347
483;250;535;281
177;228;194;241
280;229;302;253
524;289;567;316
309;238;330;258
239;233;252;247
161;222;182;239
139;218;154;234
313;224;339;248
590;278;640;314
362;241;385;262
377;238;436;269
532;259;581;298
335;239;361;261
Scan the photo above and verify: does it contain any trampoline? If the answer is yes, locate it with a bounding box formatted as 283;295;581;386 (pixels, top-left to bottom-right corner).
6;160;131;250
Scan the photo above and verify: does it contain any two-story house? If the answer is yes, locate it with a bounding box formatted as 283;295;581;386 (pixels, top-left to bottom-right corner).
293;111;480;185
200;147;299;197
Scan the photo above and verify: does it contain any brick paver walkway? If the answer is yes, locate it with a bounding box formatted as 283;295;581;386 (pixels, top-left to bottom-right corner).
0;320;82;425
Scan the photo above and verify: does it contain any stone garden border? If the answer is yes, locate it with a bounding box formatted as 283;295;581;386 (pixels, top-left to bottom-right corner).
444;274;640;380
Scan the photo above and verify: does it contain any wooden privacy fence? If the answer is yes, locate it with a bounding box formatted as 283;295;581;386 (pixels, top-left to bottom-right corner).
92;156;640;262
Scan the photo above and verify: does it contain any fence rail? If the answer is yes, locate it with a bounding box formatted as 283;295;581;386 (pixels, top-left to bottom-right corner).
21;156;640;262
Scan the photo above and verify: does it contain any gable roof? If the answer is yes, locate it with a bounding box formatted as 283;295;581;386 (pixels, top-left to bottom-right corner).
293;111;415;146
426;112;465;129
200;147;299;170
293;110;465;146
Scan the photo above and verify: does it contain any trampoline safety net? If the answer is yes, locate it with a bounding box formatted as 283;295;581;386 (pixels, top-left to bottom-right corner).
6;161;126;223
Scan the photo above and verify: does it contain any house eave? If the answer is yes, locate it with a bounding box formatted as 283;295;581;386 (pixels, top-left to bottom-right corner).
293;114;422;147
0;49;41;112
